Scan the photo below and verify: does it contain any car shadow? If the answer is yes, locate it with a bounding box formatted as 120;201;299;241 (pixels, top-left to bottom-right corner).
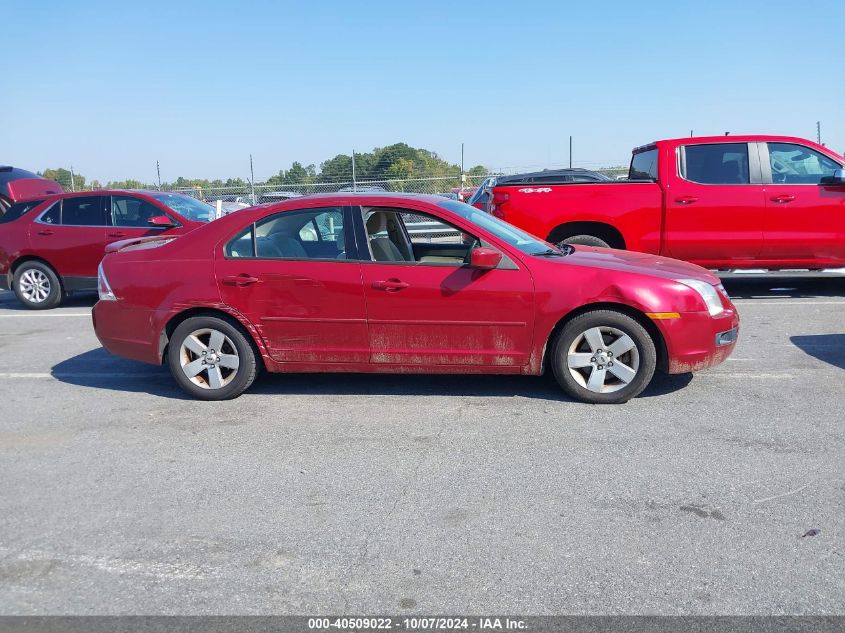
790;334;845;371
52;348;693;402
720;273;845;300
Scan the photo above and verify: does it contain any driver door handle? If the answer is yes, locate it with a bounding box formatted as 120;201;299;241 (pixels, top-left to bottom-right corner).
372;278;409;292
674;196;698;205
770;194;796;203
36;229;55;236
222;274;260;287
107;231;127;238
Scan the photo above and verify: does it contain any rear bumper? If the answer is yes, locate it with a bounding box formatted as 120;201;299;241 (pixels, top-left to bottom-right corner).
92;301;161;365
659;308;740;374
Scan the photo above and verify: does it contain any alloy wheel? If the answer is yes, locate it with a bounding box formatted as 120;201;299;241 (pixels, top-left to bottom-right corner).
566;326;640;394
18;269;52;304
179;328;241;390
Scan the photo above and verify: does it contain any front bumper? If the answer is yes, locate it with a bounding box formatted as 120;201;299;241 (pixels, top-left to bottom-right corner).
659;308;740;374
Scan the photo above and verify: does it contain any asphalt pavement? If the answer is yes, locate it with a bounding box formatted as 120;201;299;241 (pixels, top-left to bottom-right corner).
0;276;843;614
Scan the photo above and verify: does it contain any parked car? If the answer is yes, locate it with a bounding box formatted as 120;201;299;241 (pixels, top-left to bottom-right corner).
0;166;63;216
338;185;386;193
450;186;479;202
485;136;845;270
0;190;212;309
468;169;610;212
93;193;739;404
257;191;303;203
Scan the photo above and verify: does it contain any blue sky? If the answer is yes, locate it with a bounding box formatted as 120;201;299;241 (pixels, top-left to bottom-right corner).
4;0;844;182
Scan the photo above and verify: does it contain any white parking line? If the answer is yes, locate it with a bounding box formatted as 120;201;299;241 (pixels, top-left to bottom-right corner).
0;312;91;318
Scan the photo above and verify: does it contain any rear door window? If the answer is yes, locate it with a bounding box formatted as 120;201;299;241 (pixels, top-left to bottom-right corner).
630;149;658;180
60;196;106;226
682;143;750;184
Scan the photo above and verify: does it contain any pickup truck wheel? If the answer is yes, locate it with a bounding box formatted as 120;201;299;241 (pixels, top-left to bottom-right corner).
551;310;656;404
13;261;63;310
559;235;611;248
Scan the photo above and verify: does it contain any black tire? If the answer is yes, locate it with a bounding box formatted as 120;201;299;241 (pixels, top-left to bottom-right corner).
559;234;611;249
550;310;656;404
12;261;63;310
167;316;258;400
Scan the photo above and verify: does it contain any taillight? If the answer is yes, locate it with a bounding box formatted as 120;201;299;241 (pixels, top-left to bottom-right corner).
97;262;116;301
490;191;509;218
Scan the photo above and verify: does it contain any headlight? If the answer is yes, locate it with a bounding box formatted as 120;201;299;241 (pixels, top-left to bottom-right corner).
678;278;724;316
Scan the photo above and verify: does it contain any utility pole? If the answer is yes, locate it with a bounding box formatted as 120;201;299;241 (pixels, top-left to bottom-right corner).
569;136;572;169
351;150;357;192
156;161;162;190
461;142;465;191
249;154;256;205
817;121;821;144
69;166;76;192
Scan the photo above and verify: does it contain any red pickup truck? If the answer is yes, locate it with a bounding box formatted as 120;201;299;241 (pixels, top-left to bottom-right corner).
486;136;845;270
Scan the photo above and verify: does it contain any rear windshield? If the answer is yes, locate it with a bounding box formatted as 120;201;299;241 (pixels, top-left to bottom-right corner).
0;199;45;224
630;148;658;180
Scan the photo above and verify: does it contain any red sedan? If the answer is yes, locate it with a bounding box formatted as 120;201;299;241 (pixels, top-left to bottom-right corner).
0;190;212;309
93;193;739;404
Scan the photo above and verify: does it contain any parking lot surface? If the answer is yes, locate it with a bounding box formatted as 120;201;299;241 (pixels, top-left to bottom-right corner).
1;276;844;615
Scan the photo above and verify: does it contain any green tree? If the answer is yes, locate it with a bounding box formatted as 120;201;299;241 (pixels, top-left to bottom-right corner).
41;168;85;191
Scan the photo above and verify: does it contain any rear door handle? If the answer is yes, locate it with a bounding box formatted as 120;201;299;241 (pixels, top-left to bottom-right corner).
372;278;409;292
674;196;698;205
770;194;796;203
36;229;54;236
107;231;127;238
222;274;260;287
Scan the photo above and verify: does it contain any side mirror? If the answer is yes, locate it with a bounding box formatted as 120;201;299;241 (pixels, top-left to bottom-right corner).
469;246;502;270
148;215;176;228
820;169;845;185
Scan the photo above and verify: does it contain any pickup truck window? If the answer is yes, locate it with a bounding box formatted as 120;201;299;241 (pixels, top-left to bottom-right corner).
682;143;750;185
630;149;658;180
768;143;841;184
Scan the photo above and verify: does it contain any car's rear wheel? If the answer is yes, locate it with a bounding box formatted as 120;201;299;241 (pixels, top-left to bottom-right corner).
551;309;656;404
559;234;611;248
13;261;63;309
168;316;258;400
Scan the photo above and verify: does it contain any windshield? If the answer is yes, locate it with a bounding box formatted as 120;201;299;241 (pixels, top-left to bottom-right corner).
438;199;561;256
150;193;214;222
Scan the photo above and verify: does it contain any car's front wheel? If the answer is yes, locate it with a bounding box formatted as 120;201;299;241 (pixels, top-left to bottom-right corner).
551;309;656;404
168;316;258;400
13;261;63;310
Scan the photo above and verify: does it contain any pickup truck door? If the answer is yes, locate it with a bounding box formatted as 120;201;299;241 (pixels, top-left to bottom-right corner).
663;142;766;264
760;141;845;263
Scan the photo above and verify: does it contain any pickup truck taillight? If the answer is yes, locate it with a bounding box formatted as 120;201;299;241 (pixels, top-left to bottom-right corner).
489;191;509;219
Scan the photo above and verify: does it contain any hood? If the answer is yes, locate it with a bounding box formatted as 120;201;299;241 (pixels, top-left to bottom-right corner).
548;246;720;284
